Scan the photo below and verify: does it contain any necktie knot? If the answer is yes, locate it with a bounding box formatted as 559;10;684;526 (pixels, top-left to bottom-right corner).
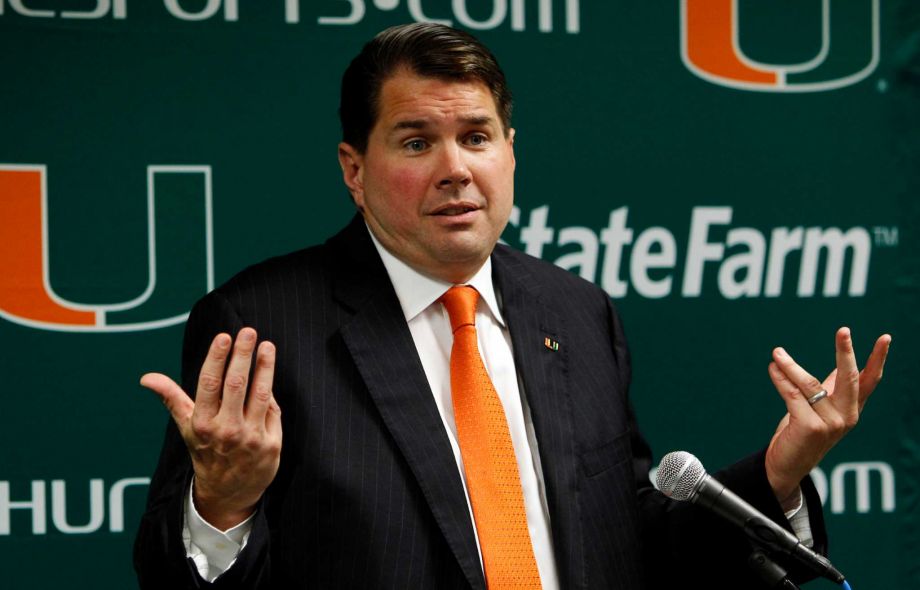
439;285;479;333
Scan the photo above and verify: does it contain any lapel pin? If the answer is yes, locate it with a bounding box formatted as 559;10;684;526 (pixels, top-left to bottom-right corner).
544;337;559;351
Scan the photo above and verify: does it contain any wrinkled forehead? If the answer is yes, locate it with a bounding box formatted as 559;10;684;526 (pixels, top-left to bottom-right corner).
374;70;502;132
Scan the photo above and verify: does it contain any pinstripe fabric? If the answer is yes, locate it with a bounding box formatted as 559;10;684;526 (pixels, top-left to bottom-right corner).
136;214;828;589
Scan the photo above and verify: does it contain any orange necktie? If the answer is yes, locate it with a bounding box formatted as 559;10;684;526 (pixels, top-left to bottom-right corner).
439;286;542;589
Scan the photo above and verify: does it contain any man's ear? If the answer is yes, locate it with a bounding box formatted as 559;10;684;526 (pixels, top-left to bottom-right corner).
507;128;516;171
338;142;365;208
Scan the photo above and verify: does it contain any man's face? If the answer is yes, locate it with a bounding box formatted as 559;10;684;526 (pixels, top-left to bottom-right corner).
339;69;515;283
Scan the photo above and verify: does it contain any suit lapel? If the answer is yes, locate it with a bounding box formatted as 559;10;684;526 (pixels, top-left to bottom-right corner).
492;246;586;590
329;217;486;590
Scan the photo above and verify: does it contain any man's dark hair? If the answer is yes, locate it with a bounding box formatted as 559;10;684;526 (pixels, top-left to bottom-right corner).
340;23;513;153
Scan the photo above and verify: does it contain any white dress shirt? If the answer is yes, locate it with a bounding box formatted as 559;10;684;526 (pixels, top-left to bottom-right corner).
368;230;561;589
183;226;809;583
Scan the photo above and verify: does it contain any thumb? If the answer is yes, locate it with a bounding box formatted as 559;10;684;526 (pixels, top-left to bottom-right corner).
141;372;194;425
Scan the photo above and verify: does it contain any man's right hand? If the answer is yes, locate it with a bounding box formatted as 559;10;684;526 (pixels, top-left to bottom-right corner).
141;327;282;531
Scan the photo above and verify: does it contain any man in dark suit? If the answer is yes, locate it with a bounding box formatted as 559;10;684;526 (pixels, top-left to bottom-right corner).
135;23;890;589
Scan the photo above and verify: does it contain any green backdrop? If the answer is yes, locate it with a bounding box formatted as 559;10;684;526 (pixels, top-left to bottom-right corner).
1;1;917;588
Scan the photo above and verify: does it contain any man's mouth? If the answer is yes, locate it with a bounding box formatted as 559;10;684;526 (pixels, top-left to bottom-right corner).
432;203;480;216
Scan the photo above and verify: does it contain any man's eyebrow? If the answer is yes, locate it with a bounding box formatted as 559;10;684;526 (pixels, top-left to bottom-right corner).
393;120;428;131
461;115;495;126
390;115;496;132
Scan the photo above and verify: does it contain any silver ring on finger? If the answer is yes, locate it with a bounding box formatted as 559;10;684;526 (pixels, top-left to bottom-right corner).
807;389;828;405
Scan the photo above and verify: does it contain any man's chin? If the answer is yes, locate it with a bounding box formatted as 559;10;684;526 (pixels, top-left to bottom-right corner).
437;234;496;261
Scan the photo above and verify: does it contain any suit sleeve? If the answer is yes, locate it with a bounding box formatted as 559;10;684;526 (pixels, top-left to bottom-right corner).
134;291;273;589
601;296;829;588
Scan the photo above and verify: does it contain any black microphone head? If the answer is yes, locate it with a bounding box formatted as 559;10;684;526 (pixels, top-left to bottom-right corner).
656;451;706;501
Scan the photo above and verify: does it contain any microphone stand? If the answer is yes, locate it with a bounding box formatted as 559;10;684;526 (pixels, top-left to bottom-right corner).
747;547;800;590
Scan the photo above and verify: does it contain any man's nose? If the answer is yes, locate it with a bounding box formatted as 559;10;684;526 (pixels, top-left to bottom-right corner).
436;143;472;189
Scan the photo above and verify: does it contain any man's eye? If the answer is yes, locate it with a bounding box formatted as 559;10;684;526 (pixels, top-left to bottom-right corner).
405;139;427;152
467;134;487;146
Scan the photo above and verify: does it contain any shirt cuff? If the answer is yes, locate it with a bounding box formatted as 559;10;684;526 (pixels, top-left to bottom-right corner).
182;478;255;582
782;488;814;548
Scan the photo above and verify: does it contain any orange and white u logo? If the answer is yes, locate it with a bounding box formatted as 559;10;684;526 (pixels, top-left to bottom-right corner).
0;164;214;332
681;0;880;92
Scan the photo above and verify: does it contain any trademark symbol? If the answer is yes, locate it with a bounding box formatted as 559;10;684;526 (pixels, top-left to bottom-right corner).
873;226;899;247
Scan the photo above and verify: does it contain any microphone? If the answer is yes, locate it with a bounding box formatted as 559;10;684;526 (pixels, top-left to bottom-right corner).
655;451;845;585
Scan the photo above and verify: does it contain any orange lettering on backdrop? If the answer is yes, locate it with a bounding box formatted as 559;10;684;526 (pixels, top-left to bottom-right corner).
686;0;777;85
0;169;96;325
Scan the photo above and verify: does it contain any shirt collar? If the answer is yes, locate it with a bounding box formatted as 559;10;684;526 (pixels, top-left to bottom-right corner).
366;224;506;326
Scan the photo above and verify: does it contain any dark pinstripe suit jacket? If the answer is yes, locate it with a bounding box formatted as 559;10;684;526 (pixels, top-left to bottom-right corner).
135;215;827;589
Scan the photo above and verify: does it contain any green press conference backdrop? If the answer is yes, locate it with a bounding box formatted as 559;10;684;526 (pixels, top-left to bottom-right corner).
1;1;917;588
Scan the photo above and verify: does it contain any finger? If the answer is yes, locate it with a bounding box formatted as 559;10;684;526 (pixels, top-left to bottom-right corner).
218;327;258;420
821;368;838;396
858;334;892;406
141;372;194;425
265;396;282;439
195;333;232;419
832;327;860;412
768;360;813;417
245;340;276;427
772;347;834;418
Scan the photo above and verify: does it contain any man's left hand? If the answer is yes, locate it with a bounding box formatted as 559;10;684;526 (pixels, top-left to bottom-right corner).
765;327;891;504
